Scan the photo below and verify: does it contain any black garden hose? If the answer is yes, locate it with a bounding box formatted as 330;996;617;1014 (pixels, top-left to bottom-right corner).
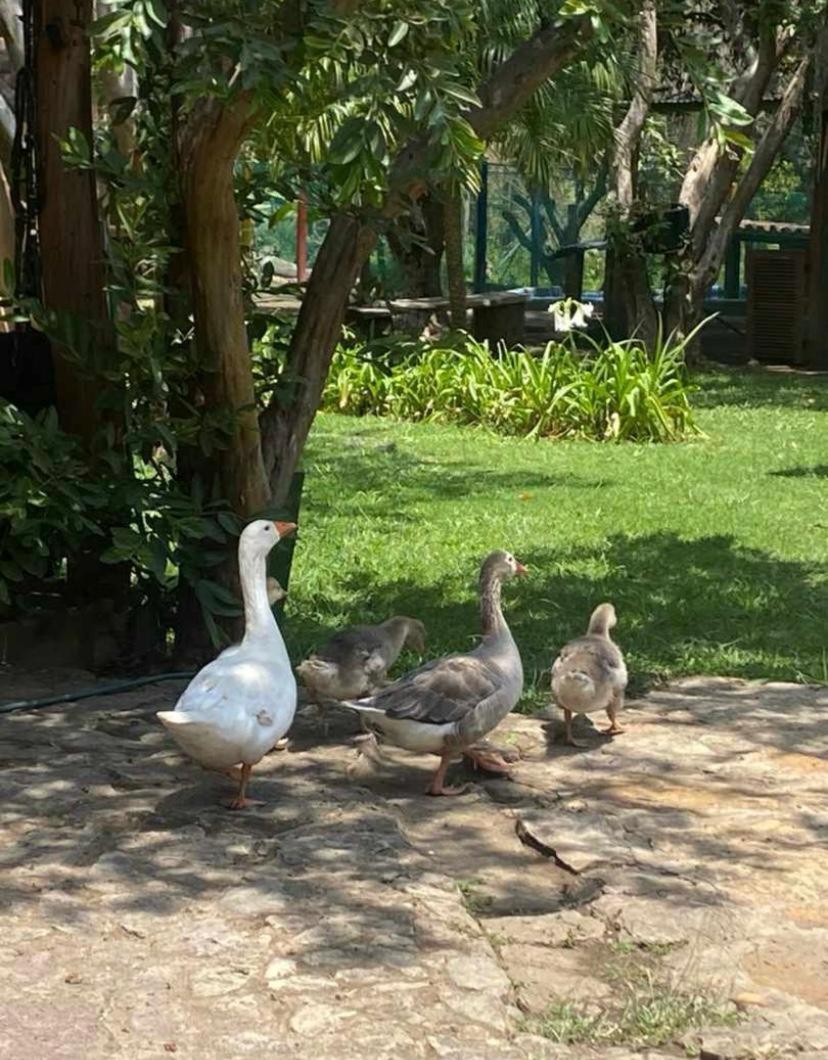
0;671;195;715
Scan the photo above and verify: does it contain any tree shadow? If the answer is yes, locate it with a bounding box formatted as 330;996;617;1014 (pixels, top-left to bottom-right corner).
693;367;828;411
287;530;827;690
770;464;828;479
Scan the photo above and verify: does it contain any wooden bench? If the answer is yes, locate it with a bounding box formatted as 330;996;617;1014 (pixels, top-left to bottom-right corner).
345;304;393;340
388;291;527;346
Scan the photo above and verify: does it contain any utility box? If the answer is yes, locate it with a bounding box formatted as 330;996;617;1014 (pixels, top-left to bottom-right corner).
746;248;807;364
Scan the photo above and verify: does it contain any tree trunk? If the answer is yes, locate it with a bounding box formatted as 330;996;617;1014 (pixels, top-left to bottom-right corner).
0;164;13;325
179;95;269;518
607;0;658;347
260;214;377;504
386;193;444;297
806;33;828;367
444;190;466;328
665;51;812;354
35;0;114;446
35;0;129;604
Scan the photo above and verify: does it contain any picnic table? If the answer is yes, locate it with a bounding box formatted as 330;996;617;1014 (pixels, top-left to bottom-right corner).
388;290;527;346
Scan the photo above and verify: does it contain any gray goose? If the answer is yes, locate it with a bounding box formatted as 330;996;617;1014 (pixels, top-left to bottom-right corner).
296;616;426;702
551;602;627;746
347;551;527;795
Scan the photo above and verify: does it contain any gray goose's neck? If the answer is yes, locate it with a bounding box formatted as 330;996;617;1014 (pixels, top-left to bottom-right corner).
480;571;506;638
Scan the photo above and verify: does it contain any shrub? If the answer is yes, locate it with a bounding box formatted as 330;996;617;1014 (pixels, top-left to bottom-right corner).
322;327;699;442
0;402;108;609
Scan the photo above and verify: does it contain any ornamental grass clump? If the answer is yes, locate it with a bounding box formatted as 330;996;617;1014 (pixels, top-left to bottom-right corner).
323;322;700;442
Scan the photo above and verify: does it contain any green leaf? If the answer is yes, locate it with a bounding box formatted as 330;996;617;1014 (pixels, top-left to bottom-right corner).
388;21;409;47
396;69;417;93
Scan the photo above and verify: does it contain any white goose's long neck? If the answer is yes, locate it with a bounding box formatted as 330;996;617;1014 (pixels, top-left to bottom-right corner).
239;547;286;656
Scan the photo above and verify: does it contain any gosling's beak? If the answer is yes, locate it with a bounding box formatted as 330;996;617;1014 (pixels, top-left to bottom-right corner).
274;520;297;538
515;561;529;575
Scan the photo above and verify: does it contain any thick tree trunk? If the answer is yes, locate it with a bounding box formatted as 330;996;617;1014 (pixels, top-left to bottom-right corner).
386;193;445;297
444;191;466;328
665;51;812;354
179;96;269;518
260;215;377;504
35;0;114;446
35;0;129;604
607;0;658;347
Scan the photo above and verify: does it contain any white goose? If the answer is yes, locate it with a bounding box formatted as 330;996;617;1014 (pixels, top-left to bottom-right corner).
158;518;297;809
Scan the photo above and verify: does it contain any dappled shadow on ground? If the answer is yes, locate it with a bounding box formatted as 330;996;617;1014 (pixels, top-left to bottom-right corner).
288;529;827;690
0;679;567;930
693;367;828;411
305;435;609;525
2;664;827;1056
1;669;825;931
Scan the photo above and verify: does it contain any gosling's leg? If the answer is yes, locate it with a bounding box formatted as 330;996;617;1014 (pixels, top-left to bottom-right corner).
564;708;588;748
226;763;253;810
426;751;468;797
605;691;625;735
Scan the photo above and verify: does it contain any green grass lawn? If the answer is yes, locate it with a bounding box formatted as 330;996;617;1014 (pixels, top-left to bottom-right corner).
284;367;828;706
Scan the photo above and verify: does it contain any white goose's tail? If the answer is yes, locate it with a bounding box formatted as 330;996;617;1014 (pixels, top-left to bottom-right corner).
157;710;224;764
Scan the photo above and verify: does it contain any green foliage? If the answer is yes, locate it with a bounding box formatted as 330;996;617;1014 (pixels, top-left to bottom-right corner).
323;330;699;442
0;397;244;642
0;404;107;609
533;987;739;1048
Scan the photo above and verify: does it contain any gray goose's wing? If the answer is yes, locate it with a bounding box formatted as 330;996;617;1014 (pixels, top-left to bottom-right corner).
371;653;503;726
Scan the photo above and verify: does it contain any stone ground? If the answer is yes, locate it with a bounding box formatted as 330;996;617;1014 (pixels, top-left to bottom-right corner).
1;669;827;1060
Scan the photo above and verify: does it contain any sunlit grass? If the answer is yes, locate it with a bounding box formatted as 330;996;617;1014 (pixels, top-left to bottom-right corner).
284;366;828;702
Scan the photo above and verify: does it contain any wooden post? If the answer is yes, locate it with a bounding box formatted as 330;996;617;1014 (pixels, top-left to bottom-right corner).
529;188;541;288
473;160;488;292
724;236;741;300
296;191;308;284
806;73;828;366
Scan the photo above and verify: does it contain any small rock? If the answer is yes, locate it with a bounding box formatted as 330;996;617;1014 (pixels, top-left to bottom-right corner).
264;957;297;984
190;966;250;998
446;954;510;993
289;1003;356;1036
732;990;768;1009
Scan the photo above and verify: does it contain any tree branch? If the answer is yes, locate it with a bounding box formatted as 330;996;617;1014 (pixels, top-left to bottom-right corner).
261;13;595;495
502;209;533;252
387;13;593;209
680;18;784;244
577;155;609;229
0;89;14;164
0;0;23;72
697;53;812;287
469;14;593;140
611;0;657;209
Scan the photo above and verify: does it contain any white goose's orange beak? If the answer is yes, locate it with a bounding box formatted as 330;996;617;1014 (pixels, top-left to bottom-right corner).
515;561;528;575
273;520;297;538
